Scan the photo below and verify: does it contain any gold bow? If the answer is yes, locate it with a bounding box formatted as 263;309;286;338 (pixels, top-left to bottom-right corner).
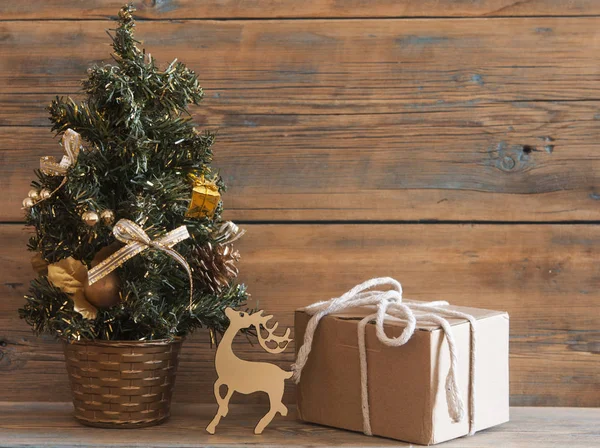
37;129;82;204
41;129;81;176
88;219;194;308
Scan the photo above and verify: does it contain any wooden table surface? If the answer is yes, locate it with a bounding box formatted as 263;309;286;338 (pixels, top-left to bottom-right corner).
0;403;598;447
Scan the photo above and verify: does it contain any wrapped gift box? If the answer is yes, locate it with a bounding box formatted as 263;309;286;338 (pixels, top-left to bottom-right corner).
295;303;509;445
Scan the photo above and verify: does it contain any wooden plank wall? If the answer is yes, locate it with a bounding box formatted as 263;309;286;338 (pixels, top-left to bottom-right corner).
0;1;598;407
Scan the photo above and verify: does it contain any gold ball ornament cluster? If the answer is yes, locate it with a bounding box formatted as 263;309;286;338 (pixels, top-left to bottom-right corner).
22;188;51;210
81;209;115;227
24;183;115;228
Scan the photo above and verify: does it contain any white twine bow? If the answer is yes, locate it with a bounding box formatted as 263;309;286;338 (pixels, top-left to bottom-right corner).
88;219;194;309
292;277;477;437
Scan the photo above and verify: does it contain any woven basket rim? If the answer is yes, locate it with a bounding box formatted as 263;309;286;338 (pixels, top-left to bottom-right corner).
62;336;184;348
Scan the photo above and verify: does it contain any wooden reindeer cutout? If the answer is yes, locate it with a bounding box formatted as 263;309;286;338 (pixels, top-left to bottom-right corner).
206;307;293;435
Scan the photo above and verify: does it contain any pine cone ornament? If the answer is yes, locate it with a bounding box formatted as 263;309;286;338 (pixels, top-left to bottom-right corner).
195;242;241;295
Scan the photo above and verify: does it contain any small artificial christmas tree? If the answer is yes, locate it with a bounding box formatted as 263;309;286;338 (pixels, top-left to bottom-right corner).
19;5;249;343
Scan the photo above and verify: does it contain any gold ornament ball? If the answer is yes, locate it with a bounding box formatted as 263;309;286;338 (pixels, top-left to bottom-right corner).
82;210;99;226
84;274;121;308
100;209;115;225
28;189;40;201
83;244;122;309
40;188;52;200
22;197;34;209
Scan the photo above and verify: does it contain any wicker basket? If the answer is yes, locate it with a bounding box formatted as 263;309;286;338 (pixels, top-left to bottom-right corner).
62;338;183;428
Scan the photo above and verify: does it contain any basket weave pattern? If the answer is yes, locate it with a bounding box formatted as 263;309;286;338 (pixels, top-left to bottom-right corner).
63;338;183;428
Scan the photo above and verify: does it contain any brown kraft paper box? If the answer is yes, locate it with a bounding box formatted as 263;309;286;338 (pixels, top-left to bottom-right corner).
295;303;509;445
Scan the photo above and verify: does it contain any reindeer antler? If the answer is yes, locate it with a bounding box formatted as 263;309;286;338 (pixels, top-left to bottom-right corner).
254;311;292;354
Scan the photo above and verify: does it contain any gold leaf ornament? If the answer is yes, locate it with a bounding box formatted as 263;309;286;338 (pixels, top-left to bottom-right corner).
47;257;97;320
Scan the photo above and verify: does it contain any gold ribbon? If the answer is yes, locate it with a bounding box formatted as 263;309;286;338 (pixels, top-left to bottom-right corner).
88;219;194;309
40;129;81;176
37;129;82;204
213;221;246;245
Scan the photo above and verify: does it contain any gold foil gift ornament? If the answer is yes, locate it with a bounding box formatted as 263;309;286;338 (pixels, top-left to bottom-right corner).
186;174;221;219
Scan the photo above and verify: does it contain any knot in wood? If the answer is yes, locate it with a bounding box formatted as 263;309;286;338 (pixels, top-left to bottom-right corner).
490;142;535;173
501;155;516;171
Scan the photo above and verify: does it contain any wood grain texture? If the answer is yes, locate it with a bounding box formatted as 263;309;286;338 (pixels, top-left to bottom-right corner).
3;18;600;221
1;224;598;406
3;19;600;99
2;2;599;414
4;100;600;221
1;403;599;447
2;0;600;19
